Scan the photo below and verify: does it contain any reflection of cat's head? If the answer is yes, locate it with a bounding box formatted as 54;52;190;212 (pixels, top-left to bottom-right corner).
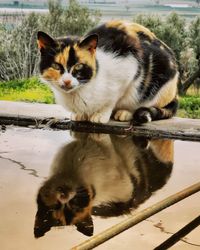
34;133;173;238
34;178;94;238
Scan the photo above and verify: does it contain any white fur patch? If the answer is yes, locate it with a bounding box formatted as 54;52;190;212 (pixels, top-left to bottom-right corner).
145;112;152;122
50;49;140;121
60;72;79;89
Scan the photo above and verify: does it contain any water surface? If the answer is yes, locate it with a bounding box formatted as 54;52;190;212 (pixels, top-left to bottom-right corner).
0;127;199;249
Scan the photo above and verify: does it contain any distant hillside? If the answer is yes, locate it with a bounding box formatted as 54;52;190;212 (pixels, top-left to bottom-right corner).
0;0;199;21
0;0;198;8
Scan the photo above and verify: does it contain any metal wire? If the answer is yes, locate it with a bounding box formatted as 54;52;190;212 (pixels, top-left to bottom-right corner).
71;182;200;250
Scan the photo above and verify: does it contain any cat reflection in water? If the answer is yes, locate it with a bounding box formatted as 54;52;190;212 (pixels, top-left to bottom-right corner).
34;133;173;238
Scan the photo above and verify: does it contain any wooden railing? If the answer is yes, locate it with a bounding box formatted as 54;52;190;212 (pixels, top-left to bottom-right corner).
0;101;200;141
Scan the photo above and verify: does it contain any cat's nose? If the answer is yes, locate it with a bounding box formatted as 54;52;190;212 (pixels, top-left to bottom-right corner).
63;79;71;86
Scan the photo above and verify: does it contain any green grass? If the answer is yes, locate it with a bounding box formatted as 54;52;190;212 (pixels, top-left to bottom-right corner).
0;78;55;104
178;95;200;119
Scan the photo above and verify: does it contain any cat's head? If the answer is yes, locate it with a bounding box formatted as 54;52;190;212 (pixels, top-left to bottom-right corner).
37;31;98;92
34;178;94;238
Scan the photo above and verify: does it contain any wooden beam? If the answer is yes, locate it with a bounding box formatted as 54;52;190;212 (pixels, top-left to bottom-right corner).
0;113;200;142
0;101;199;141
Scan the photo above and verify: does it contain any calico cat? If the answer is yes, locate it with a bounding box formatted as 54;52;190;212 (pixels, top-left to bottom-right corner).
37;20;179;124
34;133;173;238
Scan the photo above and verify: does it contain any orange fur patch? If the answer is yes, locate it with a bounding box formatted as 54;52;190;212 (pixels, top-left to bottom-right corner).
151;139;174;163
37;40;43;50
37;38;49;50
106;20;156;41
72;204;92;225
144;54;153;86
42;68;61;82
156;77;178;108
53;209;66;225
127;22;156;40
55;46;70;67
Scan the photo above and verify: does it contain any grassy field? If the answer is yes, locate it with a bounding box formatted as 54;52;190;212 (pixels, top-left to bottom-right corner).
178;95;200;119
0;78;199;119
0;78;55;104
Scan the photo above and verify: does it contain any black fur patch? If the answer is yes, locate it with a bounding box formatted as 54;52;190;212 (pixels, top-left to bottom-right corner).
92;201;132;217
137;31;152;42
63;206;74;225
57;37;79;50
67;46;79;71
34;194;61;238
164;98;179;115
133;98;178;124
87;24;139;58
75;216;94;236
39;47;57;73
133;64;142;81
72;63;93;83
139;38;177;101
137;147;173;192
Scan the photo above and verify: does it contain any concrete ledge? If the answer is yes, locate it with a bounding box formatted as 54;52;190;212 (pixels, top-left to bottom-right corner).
0;101;200;141
0;100;69;119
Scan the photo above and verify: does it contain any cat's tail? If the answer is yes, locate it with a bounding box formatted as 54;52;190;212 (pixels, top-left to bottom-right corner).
132;97;178;124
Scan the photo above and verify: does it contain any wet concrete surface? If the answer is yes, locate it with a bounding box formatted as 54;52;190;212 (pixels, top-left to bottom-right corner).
0;126;200;250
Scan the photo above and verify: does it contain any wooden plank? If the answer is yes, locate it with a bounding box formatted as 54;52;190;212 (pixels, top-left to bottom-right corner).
0;101;199;141
0;113;200;142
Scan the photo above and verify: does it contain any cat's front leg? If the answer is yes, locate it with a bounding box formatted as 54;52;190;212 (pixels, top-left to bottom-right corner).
89;107;113;124
71;113;88;121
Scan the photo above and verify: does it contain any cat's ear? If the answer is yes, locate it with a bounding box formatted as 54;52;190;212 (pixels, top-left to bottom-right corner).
75;215;94;236
37;31;56;50
79;34;98;54
34;194;53;238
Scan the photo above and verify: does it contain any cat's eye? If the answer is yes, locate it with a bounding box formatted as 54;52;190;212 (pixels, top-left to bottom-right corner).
75;63;84;71
52;63;62;71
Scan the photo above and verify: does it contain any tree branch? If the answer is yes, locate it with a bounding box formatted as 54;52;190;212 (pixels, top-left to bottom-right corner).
179;68;200;95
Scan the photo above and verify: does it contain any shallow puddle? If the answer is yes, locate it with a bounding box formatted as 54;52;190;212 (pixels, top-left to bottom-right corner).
0;127;199;250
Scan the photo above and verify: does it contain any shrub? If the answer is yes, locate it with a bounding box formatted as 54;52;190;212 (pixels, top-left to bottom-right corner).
0;13;41;81
41;0;101;37
178;96;200;118
133;13;200;94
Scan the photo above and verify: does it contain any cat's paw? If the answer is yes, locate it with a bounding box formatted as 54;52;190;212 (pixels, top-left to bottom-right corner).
133;107;152;124
71;113;88;121
89;113;110;124
114;110;133;121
